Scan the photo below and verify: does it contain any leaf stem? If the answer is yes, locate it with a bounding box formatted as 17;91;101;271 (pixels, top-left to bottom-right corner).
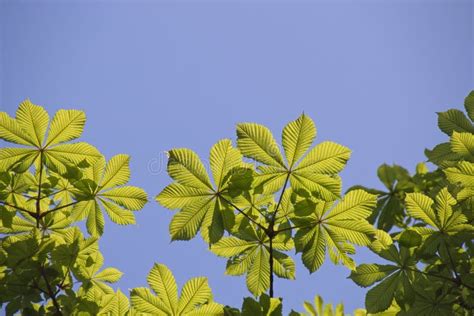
0;201;37;218
39;201;80;218
268;171;291;298
270;172;291;223
269;235;274;298
443;241;461;283
218;195;268;232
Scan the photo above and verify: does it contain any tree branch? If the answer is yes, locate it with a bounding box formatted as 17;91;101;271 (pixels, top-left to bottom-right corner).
40;201;80;219
269;236;274;298
268;171;291;298
270;172;291;223
0;201;37;218
444;241;461;282
40;266;63;316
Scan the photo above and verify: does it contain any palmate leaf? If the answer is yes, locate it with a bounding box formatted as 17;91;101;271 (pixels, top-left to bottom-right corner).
296;294;361;316
236;114;350;201
294;190;377;273
405;188;473;234
72;155;147;236
0;101;101;174
130;263;223;316
156;140;244;244
96;289;130;315
210;224;295;297
75;251;122;298
350;245;417;314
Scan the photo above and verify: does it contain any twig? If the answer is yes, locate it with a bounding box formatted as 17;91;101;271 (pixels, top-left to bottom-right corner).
0;201;37;218
40;266;63;316
39;201;79;218
218;195;268;232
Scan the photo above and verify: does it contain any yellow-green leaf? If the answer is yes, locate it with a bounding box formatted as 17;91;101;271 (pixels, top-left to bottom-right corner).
282;114;316;168
16;99;49;147
45;109;86;146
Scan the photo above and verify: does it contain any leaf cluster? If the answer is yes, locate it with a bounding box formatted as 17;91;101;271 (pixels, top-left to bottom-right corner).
349;91;474;315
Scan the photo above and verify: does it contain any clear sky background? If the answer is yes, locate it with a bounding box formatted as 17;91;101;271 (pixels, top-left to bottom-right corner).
1;0;473;313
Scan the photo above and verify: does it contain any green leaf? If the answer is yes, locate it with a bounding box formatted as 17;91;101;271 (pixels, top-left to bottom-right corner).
450;131;474;159
200;198;225;244
147;263;178;314
433;188;456;228
100;186;148;210
100;154;130;190
178;277;212;314
465;90;474;121
167;148;213;190
237;123;285;167
350;264;397;287
100;198;136;225
325;189;377;221
437;109;474;136
225;248;257;276
377;164;396;190
94;268;123;283
272;252;295;279
405;193;438;227
242;297;263;316
365;272;400;313
187;302;223;316
116;289;130;315
294;190;376;274
397;230;422;248
16;99;49;147
444;161;474;187
209;139;242;189
290;172;341;201
211;237;255;257
130;288;168;315
131;264;219;316
246;247;270;297
72;200;105;236
296;141;351;174
45;109;86;146
169;198;213;241
425;142;461;167
156;183;211;209
296;225;326;273
282;114;316;168
0;112;35;145
0;148;37;171
44;142;101;173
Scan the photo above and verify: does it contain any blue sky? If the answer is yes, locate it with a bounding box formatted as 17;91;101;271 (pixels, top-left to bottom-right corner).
1;0;473;313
